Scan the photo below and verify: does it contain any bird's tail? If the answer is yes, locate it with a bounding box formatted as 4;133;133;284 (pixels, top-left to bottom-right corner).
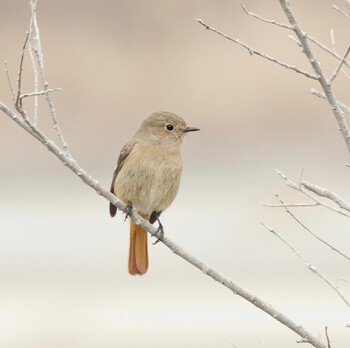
128;218;148;275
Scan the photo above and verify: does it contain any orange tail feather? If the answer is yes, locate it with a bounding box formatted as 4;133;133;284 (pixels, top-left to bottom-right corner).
128;218;148;275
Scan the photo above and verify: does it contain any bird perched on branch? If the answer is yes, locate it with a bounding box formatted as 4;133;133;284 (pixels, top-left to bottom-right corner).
110;111;199;275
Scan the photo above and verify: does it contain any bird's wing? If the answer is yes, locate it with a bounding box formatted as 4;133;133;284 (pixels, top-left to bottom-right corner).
109;141;137;217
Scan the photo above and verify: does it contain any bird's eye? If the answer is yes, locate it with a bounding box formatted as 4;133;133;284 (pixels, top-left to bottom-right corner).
165;123;174;132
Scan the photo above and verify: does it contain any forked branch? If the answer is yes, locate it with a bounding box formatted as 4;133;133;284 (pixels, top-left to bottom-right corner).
195;18;318;80
279;0;350;156
196;1;350;156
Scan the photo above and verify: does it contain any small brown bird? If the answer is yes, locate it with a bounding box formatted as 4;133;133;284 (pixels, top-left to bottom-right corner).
109;111;199;275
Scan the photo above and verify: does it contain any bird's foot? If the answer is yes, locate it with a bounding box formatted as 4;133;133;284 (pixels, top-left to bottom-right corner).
124;201;133;222
152;218;164;245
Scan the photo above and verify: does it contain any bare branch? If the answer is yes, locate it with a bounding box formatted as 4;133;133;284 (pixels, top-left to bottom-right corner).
10;33;55;146
330;28;336;52
325;327;331;348
27;46;39;125
274;169;300;190
230;341;239;348
4;61;15;102
261;223;350;308
305;34;350;68
288;34;302;47
197;2;350;155
279;0;350;156
340;66;350;81
20;88;63;99
28;0;71;157
329;45;350;83
325;28;350;77
301;181;350;213
263;202;319;208
333;5;350;20
275;169;350;217
274;194;350;262
15;32;30;110
195;18;318;80
301;189;350;217
240;1;292;30
311;89;350;115
27;1;39;126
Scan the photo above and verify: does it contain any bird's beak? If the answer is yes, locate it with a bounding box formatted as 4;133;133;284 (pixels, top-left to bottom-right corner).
184;126;200;133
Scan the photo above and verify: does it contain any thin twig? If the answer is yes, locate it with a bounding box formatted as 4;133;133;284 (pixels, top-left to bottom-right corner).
27;3;39;126
29;0;70;157
195;18;318;80
12;32;50;143
275;169;299;189
27;44;39;125
20;88;63;99
330;29;350;79
240;1;292;30
302;181;350;213
275;169;350;217
311;89;350;115
261;223;350;308
329;45;350;83
28;0;38;124
274;194;350;261
330;29;336;51
329;28;350;80
288;34;302;48
230;341;239;348
341;66;350;80
263;202;319;208
333;5;350;20
298;167;304;187
288;31;350;70
325;327;331;348
4;61;15;103
305;34;350;68
15;32;30;110
300;187;350;217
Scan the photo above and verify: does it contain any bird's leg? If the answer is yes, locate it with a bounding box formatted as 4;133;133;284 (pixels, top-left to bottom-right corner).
152;216;164;245
124;201;133;221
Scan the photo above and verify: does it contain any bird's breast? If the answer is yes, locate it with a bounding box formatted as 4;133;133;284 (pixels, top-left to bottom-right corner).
114;144;183;215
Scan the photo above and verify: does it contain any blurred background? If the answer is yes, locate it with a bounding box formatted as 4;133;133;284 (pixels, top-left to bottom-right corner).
1;1;349;347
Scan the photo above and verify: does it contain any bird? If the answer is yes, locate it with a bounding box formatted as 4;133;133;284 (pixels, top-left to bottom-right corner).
109;111;199;275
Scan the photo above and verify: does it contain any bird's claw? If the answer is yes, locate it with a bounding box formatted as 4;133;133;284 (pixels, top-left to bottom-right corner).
152;218;164;245
124;201;133;222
